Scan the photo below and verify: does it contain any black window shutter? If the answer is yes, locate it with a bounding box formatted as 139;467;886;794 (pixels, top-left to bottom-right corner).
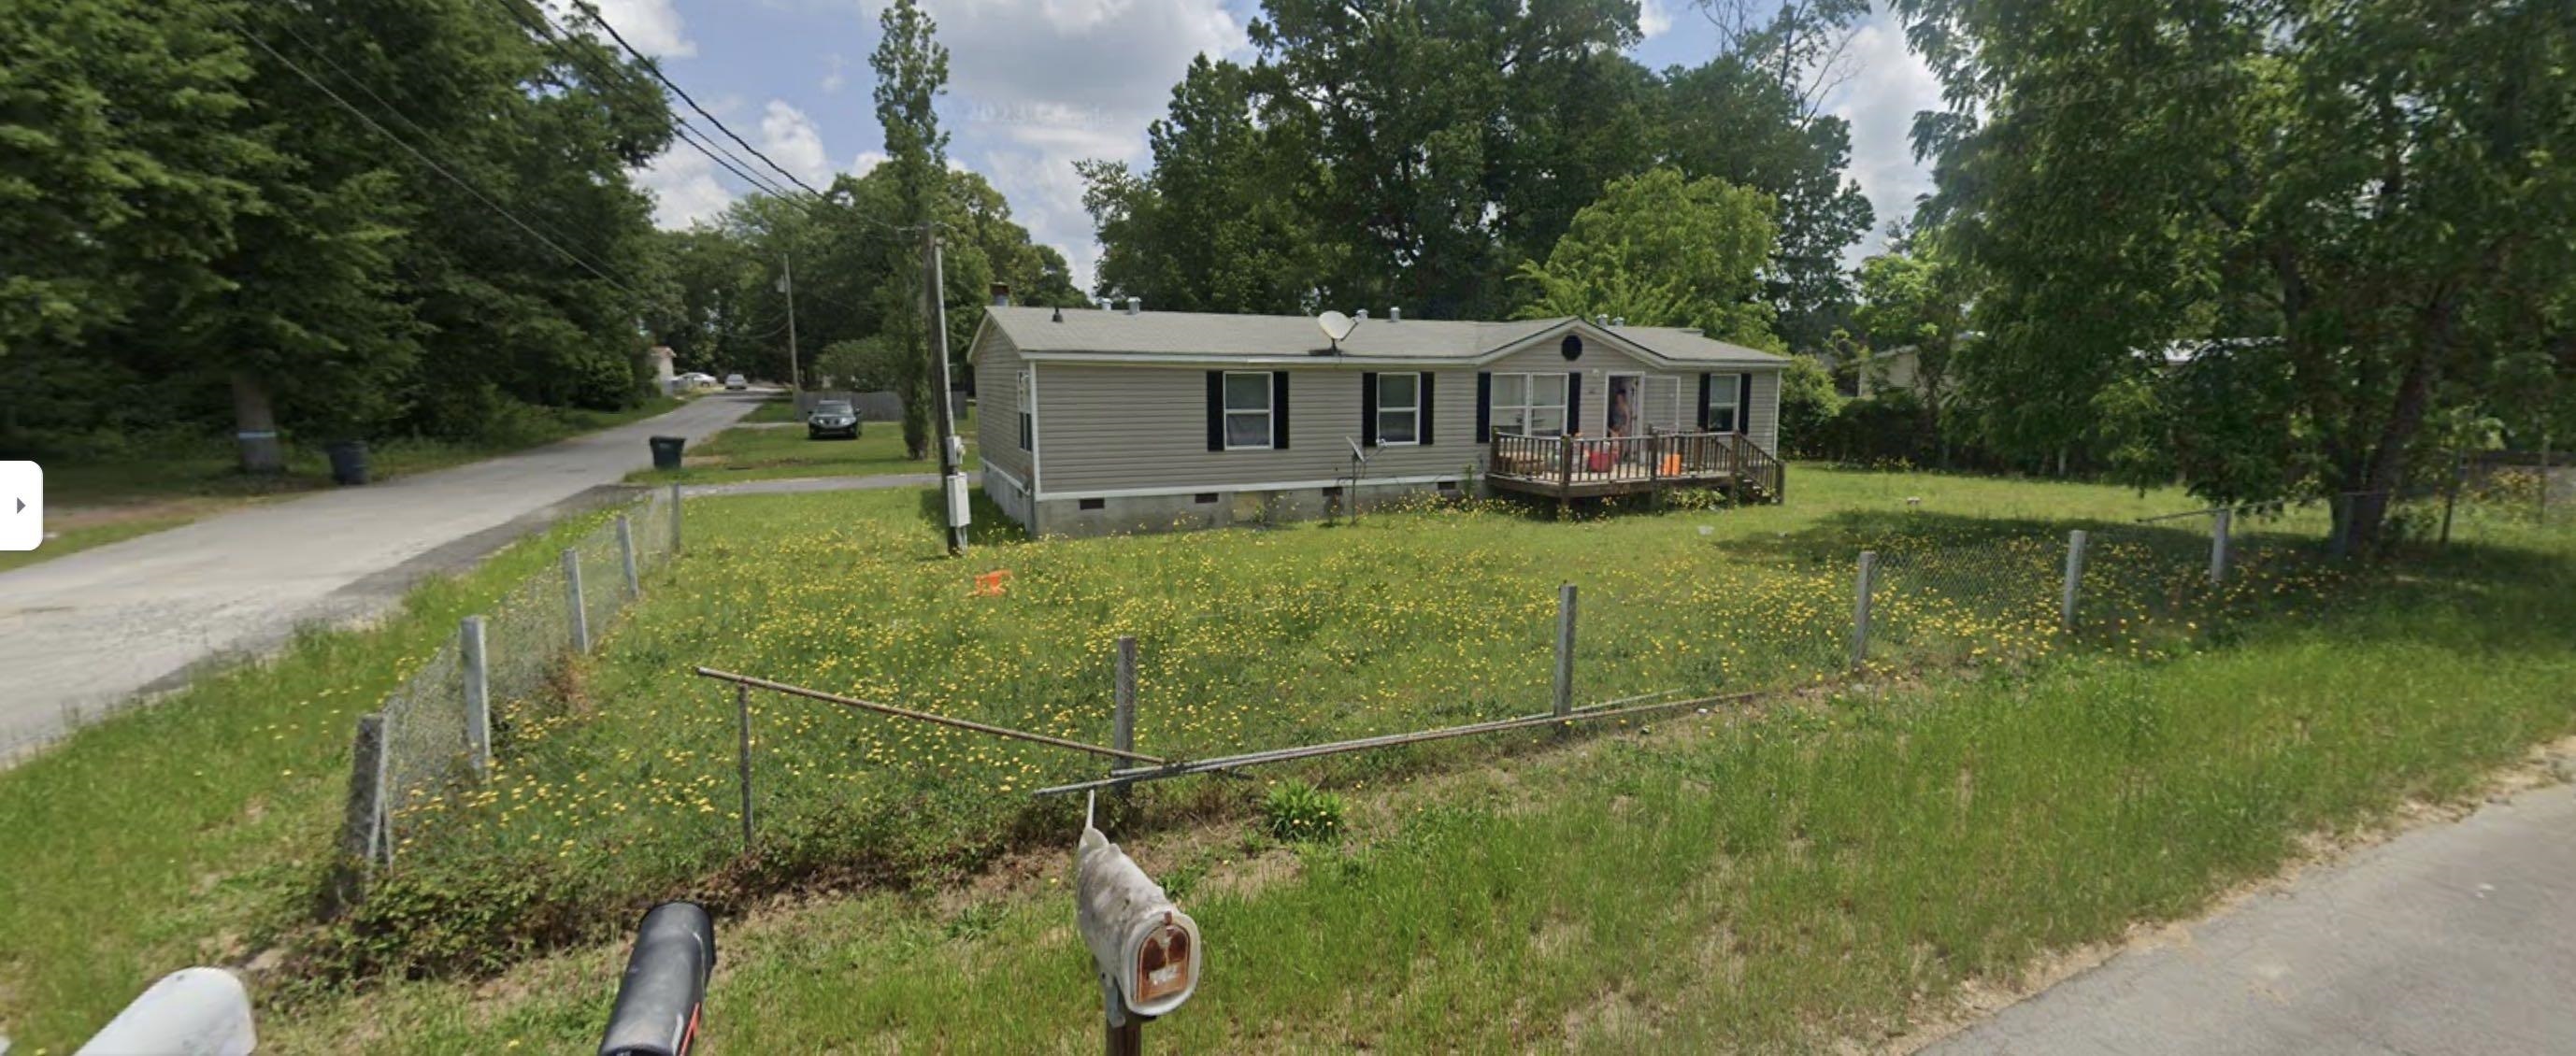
1697;373;1713;431
1419;372;1435;446
1206;371;1224;451
1566;372;1583;435
1476;372;1492;442
1360;371;1379;447
1737;373;1753;435
1271;371;1291;450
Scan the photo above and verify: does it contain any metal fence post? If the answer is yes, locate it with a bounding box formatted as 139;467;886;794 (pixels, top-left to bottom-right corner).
735;683;754;849
2060;530;2088;633
563;548;590;653
1553;583;1578;729
2210;507;2233;585
1111;635;1138;806
460;616;491;777
669;481;685;555
617;514;640;598
1851;550;1877;670
340;714;389;867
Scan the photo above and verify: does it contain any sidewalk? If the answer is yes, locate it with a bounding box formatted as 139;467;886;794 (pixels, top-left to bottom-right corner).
1927;770;2576;1055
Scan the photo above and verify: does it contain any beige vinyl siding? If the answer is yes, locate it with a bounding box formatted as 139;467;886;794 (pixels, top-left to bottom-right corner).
1036;364;1481;494
1748;369;1780;453
973;328;1033;485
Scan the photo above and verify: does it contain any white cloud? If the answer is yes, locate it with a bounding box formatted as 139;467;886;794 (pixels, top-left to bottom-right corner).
1827;11;1945;265
917;0;1252;294
577;0;694;58
636;144;733;229
852;150;889;176
758;100;835;188
1637;0;1672;40
822;52;848;93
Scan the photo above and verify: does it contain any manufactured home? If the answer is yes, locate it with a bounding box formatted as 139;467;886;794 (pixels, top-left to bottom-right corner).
968;303;1787;537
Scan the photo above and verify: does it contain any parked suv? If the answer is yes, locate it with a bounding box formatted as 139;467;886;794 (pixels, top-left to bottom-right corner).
806;399;860;440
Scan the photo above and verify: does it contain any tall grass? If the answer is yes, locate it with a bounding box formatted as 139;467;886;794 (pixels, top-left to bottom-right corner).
262;513;2576;1052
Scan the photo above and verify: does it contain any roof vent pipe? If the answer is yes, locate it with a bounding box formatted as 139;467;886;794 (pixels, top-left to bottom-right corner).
1611;317;1624;327
1389;307;1401;322
990;283;1010;307
1355;308;1368;321
1595;314;1610;326
1052;306;1065;322
1124;296;1140;316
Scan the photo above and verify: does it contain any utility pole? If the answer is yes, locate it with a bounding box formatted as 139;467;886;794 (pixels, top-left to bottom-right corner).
777;255;800;392
923;225;967;556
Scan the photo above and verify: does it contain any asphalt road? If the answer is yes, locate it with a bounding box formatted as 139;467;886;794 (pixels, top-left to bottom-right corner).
0;392;761;757
1928;774;2576;1056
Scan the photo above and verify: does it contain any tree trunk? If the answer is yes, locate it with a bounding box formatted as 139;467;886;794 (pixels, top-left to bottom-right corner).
230;371;285;475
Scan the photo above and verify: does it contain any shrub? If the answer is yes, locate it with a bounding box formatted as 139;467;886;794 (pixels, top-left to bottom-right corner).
1261;779;1346;843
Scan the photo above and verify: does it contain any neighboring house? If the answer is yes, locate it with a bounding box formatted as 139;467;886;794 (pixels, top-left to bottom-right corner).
1856;345;1925;398
967;303;1788;537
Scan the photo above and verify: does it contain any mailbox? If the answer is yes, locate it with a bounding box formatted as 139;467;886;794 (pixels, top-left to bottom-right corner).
1075;821;1201;1022
598;902;716;1056
77;968;255;1056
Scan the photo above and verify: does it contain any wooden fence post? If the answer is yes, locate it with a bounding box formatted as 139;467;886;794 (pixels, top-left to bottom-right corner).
735;683;754;849
1553;583;1578;731
563;548;590;653
617;514;640;597
460;616;491;777
1851;550;1877;671
2060;531;2088;634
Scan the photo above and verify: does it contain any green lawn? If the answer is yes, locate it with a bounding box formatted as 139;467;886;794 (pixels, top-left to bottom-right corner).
624;406;973;485
3;464;2567;1053
4;397;683;573
263;491;2576;1053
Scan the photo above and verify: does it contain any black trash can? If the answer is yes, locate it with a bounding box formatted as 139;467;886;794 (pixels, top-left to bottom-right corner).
326;440;370;486
650;435;686;471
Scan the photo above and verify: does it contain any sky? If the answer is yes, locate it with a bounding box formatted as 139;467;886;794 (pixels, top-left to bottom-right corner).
608;0;1945;297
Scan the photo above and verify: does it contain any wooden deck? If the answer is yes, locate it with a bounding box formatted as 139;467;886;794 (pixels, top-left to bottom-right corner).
1485;431;1785;506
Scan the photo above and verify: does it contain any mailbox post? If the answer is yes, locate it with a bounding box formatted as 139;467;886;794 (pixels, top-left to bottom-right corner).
1075;800;1200;1054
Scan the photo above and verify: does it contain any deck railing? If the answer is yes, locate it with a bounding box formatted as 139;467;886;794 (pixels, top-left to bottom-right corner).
1487;430;1783;502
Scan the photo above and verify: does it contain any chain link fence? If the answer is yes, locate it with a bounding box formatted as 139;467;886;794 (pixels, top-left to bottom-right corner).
351;485;680;863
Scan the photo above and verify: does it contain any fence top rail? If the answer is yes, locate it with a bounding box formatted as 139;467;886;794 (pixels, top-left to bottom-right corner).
691;666;1168;765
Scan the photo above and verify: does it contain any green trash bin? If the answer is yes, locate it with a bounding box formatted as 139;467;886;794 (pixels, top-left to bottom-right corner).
649;435;686;471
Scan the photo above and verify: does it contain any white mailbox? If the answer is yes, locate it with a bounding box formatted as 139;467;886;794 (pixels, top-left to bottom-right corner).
77;967;255;1056
1075;821;1200;1022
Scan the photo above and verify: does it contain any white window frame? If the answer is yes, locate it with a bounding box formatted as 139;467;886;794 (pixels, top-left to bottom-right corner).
1492;372;1568;436
1223;371;1274;450
1706;372;1742;433
1377;372;1423;446
1016;368;1034;451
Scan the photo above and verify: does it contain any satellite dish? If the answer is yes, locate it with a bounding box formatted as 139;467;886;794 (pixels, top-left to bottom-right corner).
1317;310;1358;349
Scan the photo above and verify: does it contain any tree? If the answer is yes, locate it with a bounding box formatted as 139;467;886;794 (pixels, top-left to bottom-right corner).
1511;168;1781;349
873;0;950;459
1689;0;1869;120
1894;0;2576;548
1777;353;1844;456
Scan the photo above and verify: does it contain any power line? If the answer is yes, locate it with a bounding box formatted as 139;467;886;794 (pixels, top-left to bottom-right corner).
568;0;830;199
478;0;803;203
262;9;623;269
220;9;646;298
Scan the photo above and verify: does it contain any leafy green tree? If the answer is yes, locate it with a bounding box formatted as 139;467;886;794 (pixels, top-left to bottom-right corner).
873;0;949;459
1895;0;2576;547
1777;353;1843;455
1511;168;1780;349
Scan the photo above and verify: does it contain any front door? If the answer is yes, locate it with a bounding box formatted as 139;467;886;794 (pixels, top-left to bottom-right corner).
1607;374;1644;438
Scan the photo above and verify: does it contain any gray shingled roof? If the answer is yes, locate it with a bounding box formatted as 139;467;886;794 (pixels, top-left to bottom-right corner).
979;306;1786;367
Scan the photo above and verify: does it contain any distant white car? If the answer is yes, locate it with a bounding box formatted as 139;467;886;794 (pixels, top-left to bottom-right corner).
723;374;749;391
676;372;718;388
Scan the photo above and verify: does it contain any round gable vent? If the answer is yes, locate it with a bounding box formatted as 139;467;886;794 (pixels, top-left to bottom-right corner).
1560;335;1583;361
